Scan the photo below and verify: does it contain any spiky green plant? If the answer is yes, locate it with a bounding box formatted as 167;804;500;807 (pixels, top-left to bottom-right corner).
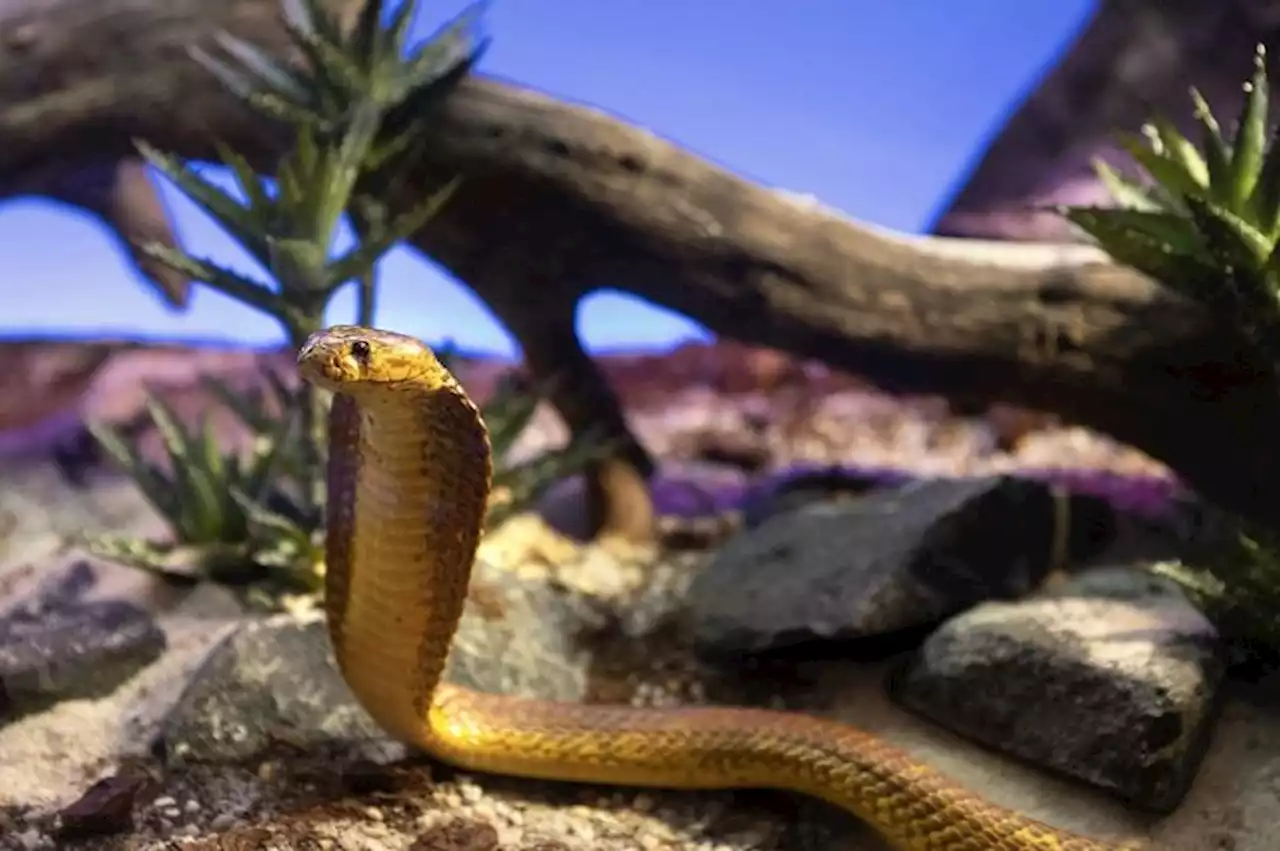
1061;44;1280;648
85;370;326;602
87;0;594;608
114;0;485;564
1061;45;1280;377
90;0;607;608
87;361;605;609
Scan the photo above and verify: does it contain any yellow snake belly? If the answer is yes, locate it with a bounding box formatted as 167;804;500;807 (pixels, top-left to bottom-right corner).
296;325;1144;851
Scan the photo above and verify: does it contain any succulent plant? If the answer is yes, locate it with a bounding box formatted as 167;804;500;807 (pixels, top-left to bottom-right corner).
1061;44;1280;378
85;370;326;604
88;360;606;608
1061;44;1280;650
83;0;495;610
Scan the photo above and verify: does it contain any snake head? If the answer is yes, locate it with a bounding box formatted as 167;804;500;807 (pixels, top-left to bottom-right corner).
297;324;452;399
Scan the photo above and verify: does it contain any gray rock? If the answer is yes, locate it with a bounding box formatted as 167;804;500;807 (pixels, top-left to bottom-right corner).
0;562;166;720
156;557;600;764
689;475;1089;657
155;616;387;765
892;566;1226;813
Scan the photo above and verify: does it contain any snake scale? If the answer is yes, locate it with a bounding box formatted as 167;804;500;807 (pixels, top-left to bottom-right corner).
296;325;1145;851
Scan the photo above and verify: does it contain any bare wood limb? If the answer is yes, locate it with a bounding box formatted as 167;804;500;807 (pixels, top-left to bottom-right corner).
2;0;1277;529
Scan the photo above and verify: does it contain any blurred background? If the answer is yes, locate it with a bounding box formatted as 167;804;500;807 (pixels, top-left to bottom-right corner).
3;0;1275;478
0;1;1097;355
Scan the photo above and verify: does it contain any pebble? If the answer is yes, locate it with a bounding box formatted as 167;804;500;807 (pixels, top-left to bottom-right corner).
15;830;45;850
208;813;239;831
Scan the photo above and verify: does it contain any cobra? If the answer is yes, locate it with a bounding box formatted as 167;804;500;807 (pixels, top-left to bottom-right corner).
296;324;1145;851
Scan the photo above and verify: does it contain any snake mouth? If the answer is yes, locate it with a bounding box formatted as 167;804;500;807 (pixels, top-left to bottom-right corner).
295;347;350;394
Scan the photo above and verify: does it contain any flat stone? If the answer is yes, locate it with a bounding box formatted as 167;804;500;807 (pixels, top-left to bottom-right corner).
156;557;598;764
892;566;1226;812
0;562;166;720
688;475;1114;658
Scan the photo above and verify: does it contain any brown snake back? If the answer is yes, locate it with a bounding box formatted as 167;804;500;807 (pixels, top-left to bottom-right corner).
296;325;1145;851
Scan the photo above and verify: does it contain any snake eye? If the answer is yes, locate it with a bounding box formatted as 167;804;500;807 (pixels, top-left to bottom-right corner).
349;339;372;365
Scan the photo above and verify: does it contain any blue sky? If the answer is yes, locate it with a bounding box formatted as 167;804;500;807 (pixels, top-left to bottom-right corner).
0;1;1094;356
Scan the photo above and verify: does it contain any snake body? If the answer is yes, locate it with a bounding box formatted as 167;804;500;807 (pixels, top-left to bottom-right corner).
296;325;1143;851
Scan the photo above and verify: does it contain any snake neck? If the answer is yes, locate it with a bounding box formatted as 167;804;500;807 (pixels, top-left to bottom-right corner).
324;387;492;742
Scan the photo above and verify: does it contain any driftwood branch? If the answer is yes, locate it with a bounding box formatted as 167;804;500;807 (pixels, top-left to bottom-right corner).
3;0;1279;530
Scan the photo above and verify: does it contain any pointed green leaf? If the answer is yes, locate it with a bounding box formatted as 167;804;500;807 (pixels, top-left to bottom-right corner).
1184;194;1273;267
1251;121;1280;237
86;421;179;518
1064;206;1206;256
148;394;233;541
1191;87;1233;203
244;89;327;131
242;438;288;504
362;122;420;173
274;159;307;222
1150;117;1209;190
85;421;144;472
1060;206;1218;293
143;395;192;469
323;101;387;229
386;0;421;58
282;126;322;211
188;45;261;103
352;0;387;70
1183;196;1280;336
1264;237;1280;283
1119;132;1207;203
1092;158;1159;211
212;32;313;105
135;243;280;314
243;402;300;500
1229;45;1270;208
327;177;458;284
197;414;225;486
293;26;366;101
280;0;318;38
209;142;278;270
230;488;310;544
300;0;345;45
401;1;487;92
275;27;345;119
213;143;272;225
136;140;273;261
141;395;208;540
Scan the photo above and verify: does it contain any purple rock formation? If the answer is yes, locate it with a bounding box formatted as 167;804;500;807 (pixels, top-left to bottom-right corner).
932;1;1280;242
